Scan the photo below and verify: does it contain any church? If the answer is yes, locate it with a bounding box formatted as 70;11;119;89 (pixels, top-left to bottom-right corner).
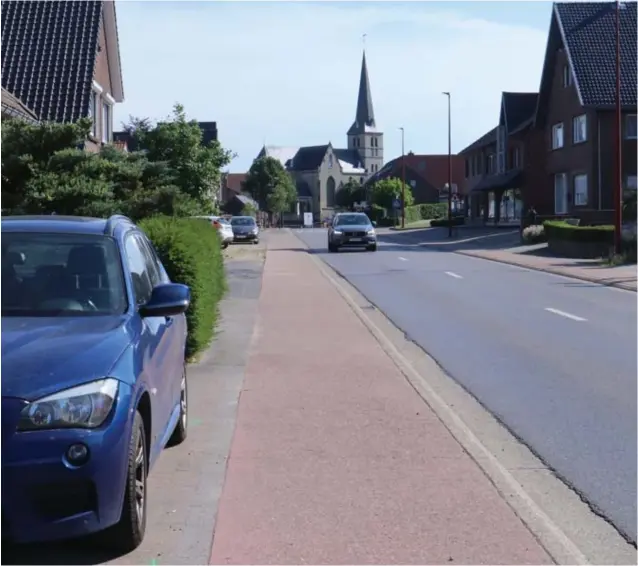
253;51;384;220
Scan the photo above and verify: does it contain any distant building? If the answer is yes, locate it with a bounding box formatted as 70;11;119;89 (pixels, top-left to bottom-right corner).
253;51;384;220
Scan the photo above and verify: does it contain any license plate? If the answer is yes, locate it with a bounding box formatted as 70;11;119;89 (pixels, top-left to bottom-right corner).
349;238;362;242
236;235;247;238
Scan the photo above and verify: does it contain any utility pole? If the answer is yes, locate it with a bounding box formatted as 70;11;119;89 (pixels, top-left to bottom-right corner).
614;0;623;254
401;130;406;229
443;92;453;238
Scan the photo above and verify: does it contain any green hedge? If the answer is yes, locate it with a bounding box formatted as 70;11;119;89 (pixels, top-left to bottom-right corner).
368;203;448;226
543;220;614;244
139;216;226;359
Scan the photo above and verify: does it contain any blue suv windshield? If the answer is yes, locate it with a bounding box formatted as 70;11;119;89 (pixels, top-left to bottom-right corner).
1;233;128;316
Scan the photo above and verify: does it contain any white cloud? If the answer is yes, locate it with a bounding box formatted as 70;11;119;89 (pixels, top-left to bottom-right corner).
114;1;548;171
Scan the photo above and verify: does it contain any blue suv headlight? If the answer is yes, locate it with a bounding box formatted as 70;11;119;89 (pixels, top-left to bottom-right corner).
18;378;119;431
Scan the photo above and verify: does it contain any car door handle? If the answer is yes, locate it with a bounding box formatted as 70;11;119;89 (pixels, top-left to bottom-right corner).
165;316;174;326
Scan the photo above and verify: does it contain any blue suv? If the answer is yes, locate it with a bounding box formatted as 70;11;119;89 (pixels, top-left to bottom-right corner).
1;214;191;552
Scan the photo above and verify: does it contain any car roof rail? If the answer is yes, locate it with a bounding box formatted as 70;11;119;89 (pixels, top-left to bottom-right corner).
104;214;135;236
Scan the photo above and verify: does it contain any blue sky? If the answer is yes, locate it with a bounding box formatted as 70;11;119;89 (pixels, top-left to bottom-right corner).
114;1;554;172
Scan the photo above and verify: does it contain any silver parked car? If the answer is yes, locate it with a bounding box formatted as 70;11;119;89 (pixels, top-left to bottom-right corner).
230;216;260;244
328;212;377;252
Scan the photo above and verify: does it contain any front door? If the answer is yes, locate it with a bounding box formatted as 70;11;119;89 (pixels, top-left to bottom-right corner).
554;173;568;214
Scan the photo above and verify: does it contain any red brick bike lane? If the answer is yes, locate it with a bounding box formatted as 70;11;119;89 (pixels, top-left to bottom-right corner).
209;231;551;565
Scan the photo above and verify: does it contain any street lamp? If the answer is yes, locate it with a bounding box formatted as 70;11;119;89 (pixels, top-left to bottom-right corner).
442;92;453;238
399;126;406;229
614;0;623;254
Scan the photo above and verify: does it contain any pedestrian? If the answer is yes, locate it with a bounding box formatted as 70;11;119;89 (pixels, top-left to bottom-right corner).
527;204;538;226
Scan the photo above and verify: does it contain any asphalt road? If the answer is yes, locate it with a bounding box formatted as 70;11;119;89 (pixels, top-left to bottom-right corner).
294;227;638;544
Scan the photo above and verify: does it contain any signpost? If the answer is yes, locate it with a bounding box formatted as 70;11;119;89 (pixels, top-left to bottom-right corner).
303;212;313;228
393;198;401;228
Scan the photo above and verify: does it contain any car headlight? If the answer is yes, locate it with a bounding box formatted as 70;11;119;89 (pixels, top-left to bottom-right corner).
252;227;259;234
333;230;343;235
367;229;376;236
17;378;119;431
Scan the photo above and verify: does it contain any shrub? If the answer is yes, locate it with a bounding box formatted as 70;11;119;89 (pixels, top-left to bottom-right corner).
430;216;465;227
543;220;614;244
522;224;546;244
139;216;226;359
418;203;448;219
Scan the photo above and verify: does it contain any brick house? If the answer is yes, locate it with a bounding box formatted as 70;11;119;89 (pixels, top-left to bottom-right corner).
534;1;637;221
461;93;540;224
221;173;248;202
1;0;125;150
364;153;465;208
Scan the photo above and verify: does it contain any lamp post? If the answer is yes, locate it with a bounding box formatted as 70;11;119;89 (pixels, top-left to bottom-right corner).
442;92;452;238
614;0;622;254
399;126;406;229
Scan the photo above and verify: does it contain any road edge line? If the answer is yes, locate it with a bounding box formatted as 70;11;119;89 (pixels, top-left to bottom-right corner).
303;249;589;565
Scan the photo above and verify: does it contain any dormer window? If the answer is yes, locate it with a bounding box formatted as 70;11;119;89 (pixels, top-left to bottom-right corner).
562;64;572;88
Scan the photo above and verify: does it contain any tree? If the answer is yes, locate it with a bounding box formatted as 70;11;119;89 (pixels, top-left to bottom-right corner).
125;104;233;214
371;177;414;210
335;178;366;209
1;103;234;220
244;156;297;213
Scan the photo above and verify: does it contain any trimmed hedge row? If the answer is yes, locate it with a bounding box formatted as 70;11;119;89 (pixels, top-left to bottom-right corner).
139;216;226;359
542;220;613;244
368;203;449;226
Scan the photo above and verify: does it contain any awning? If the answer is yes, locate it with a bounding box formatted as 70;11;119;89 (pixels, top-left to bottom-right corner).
472;169;523;193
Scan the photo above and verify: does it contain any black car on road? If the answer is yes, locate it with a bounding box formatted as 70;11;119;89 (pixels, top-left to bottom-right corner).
327;213;377;252
230;216;259;244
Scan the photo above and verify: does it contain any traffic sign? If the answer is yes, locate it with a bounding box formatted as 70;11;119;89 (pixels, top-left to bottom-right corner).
392;198;402;210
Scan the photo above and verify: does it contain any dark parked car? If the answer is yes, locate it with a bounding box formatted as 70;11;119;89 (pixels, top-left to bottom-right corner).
327;213;377;252
1;214;191;552
230;215;259;244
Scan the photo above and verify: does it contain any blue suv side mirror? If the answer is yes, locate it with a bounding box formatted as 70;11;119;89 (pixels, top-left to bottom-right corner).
139;283;190;318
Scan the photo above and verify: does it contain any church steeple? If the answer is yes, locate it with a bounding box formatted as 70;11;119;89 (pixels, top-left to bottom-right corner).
347;50;383;176
347;50;376;135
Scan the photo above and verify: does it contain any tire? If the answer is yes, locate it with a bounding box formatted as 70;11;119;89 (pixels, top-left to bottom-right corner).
328;243;337;253
101;411;147;553
222;242;229;249
253;239;259;245
367;244;377;252
168;366;188;447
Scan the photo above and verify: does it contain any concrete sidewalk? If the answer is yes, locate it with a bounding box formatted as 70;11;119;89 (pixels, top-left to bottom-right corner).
209;230;551;565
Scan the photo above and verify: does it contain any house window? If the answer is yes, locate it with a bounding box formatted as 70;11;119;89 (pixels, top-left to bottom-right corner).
512;147;520;168
626;175;637;191
487;154;495;174
552;123;564;149
102;102;111;143
464;158;470;178
573;174;588;206
625;114;637;139
562;64;572;88
573;114;587;144
88;92;98;137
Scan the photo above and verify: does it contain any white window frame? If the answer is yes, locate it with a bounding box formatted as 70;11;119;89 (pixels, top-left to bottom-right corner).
554;173;568;214
625;114;637;140
102;100;112;143
552;123;564;149
573;173;588;206
90;81;104;138
572;114;587;144
562;64;572;88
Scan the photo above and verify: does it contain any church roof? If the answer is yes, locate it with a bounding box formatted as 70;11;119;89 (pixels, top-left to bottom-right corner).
289;145;329;171
262;146;300;169
333;148;365;174
347;51;377;135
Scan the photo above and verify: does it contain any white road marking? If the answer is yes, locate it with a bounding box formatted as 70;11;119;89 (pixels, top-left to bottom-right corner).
544;307;587;322
398;256;408;261
445;271;463;279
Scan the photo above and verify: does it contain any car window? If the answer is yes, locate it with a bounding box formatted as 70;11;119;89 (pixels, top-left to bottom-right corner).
230;217;256;226
124;235;153;305
134;234;161;288
138;233;170;284
334;214;370;226
1;232;127;316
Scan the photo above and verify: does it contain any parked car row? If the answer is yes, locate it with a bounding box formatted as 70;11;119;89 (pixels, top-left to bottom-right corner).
196;215;260;248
